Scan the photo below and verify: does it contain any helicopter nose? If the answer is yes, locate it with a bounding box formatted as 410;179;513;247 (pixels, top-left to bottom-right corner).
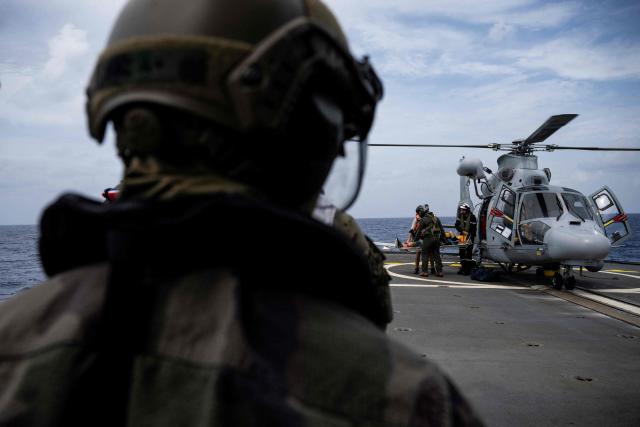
544;227;610;261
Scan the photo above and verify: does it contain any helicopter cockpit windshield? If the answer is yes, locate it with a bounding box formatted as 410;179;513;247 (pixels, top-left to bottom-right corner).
561;192;594;222
518;192;564;245
519;192;564;221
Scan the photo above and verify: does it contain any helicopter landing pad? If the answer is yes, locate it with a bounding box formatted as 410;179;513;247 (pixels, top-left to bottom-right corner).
383;253;640;427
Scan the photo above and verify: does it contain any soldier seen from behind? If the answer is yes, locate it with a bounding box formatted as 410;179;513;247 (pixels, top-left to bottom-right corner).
0;0;483;425
417;204;445;277
456;203;478;275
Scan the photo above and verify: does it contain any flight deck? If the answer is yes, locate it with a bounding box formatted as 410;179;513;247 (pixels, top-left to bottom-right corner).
383;252;640;427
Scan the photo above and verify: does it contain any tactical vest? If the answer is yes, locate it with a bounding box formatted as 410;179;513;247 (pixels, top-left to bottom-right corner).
458;214;472;233
421;213;442;239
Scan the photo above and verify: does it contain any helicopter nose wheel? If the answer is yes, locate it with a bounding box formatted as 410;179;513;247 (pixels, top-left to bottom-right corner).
552;266;576;291
552;273;563;290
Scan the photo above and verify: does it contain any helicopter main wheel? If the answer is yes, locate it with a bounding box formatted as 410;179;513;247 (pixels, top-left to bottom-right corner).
552;273;564;290
565;276;576;291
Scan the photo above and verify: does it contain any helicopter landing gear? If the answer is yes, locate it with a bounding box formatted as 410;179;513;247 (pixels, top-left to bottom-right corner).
552;273;563;290
562;265;576;291
551;266;576;291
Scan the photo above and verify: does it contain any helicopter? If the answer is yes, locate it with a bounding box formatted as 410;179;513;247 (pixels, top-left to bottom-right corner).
370;114;640;290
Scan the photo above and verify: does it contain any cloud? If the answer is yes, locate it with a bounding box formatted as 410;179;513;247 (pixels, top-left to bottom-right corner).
0;23;93;126
42;24;90;79
506;38;640;81
489;21;514;42
328;0;578;32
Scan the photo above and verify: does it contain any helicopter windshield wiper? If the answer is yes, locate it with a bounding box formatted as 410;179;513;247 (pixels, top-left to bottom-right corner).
573;211;585;222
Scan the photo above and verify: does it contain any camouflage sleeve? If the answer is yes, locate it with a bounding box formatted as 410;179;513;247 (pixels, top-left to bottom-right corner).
364;236;393;326
409;375;485;426
332;210;393;326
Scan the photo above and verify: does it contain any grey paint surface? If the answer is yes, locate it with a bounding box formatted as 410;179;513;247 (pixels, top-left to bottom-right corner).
385;255;640;426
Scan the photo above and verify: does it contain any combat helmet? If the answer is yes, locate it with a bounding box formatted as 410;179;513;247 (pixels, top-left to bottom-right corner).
86;0;383;209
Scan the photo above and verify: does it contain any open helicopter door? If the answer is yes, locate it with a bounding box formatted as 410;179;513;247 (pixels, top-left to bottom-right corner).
589;186;631;246
487;182;517;247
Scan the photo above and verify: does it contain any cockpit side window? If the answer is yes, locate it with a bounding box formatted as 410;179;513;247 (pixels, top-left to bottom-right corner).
562;193;594;221
519;192;563;222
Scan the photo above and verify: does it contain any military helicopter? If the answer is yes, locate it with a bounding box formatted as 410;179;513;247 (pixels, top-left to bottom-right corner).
370;114;640;289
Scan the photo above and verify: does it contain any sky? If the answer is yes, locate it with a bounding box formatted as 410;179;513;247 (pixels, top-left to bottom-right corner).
1;0;640;224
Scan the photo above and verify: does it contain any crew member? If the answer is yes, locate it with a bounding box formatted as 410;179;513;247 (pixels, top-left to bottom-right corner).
456;203;478;275
0;1;482;425
101;183;121;203
407;204;425;274
418;204;445;277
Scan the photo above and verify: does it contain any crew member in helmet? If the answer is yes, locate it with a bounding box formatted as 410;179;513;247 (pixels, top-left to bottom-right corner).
417;204;445;277
406;204;426;274
0;1;482;425
456;203;478;275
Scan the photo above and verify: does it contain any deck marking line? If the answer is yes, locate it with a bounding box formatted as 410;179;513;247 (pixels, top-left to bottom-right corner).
386;263;527;289
570;290;640;316
605;269;637;273
596;288;640;294
391;283;528;290
600;271;640;280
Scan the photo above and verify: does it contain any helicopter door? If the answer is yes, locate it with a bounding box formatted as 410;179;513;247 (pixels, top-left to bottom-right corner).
589;186;632;245
488;183;517;246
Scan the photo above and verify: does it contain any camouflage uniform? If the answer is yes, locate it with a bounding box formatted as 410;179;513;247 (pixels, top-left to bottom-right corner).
418;212;444;275
0;193;482;426
332;210;393;326
0;0;483;424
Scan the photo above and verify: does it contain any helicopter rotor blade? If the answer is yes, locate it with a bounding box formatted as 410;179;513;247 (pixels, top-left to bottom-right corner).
544;145;640;152
368;143;500;149
523;114;578;144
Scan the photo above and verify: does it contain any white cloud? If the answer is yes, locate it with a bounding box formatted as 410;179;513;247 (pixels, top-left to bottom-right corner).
327;0;577;32
489;21;514;42
0;23;93;126
506;38;640;81
42;24;90;79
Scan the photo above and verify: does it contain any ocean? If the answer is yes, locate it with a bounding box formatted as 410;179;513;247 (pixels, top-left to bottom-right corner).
1;215;639;300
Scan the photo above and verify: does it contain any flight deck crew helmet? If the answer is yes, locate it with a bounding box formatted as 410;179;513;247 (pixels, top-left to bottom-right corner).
460;203;471;211
86;0;383;209
415;205;424;214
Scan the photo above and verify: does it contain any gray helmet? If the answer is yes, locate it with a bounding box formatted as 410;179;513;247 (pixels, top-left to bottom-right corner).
86;0;382;144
